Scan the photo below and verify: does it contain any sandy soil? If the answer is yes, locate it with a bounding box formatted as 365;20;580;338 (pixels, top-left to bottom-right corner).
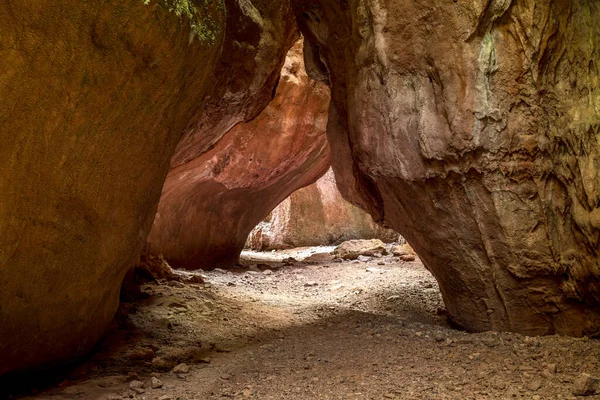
10;247;600;400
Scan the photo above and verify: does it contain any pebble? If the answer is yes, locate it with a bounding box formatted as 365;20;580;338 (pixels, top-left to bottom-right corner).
172;363;190;374
151;376;163;389
304;282;318;287
128;380;144;390
158;396;173;400
262;269;273;275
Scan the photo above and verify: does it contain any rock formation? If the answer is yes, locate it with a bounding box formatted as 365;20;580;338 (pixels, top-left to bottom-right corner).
147;40;331;269
292;0;600;336
247;168;398;250
0;0;295;375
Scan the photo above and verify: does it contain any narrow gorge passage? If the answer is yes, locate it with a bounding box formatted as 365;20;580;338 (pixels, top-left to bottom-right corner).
9;248;600;400
1;1;599;399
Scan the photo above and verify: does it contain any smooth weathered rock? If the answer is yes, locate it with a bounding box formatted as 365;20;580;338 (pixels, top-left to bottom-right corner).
172;363;190;374
391;244;416;257
334;239;387;260
293;0;600;335
150;377;164;389
246;168;399;250
147;40;331;269
0;0;227;376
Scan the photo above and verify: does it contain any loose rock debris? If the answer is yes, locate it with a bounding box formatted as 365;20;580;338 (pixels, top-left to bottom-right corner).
12;247;600;400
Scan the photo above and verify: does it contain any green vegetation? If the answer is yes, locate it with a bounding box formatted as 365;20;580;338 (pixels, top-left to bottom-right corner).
143;0;224;43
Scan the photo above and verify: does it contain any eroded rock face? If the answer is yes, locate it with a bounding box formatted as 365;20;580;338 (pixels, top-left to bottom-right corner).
147;40;331;269
0;0;228;375
247;168;398;250
172;0;299;168
293;0;600;335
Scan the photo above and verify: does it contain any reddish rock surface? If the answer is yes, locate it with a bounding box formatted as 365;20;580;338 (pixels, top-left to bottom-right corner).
292;0;600;336
147;41;331;269
247;168;398;250
172;0;298;168
0;0;296;376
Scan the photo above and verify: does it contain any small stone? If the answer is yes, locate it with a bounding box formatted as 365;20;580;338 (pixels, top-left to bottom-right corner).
573;373;599;396
128;380;144;390
527;377;542;391
150;377;163;389
172;363;190;374
541;369;554;380
262;269;273;275
221;374;231;380
158;396;173;400
546;363;557;374
399;254;416;262
304;282;318;287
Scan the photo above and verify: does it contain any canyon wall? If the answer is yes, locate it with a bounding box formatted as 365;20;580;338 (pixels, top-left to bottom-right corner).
147;40;331;269
292;0;600;336
0;0;294;375
247;168;398;250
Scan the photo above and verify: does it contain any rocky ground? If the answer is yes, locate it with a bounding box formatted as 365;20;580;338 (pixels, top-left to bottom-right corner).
8;247;600;400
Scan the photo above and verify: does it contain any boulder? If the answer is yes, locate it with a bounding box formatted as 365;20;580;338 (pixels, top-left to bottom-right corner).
246;168;399;250
334;239;387;260
147;40;331;269
292;0;600;335
0;0;227;375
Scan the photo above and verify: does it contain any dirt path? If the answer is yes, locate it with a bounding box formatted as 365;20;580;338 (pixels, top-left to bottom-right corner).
14;248;600;400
